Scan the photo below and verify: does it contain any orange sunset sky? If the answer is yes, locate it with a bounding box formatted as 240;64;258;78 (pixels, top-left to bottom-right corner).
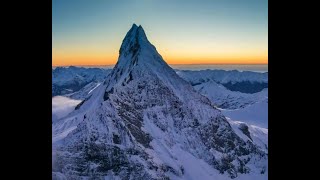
52;0;268;66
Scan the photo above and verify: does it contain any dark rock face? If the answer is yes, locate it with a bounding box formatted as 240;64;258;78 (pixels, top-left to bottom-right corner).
238;123;253;141
103;87;114;101
54;111;157;179
198;115;266;178
113;134;121;144
54;143;152;179
75;100;85;110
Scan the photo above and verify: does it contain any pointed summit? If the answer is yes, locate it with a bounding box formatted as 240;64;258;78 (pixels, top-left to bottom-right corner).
109;24;170;85
136;25;148;40
119;24;150;57
132;23;138;28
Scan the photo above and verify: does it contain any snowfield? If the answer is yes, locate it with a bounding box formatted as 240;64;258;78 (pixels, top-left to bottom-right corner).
222;100;268;129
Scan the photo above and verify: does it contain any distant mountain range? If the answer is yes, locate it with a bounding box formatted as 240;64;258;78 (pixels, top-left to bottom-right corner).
53;67;267;110
177;69;268;94
52;66;112;97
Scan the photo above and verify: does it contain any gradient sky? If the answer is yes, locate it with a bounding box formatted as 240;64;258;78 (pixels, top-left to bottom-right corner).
52;0;268;66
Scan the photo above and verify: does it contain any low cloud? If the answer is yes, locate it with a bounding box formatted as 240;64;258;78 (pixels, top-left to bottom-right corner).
52;96;82;122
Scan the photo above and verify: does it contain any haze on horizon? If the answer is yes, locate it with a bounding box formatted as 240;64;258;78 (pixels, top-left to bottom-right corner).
52;0;268;66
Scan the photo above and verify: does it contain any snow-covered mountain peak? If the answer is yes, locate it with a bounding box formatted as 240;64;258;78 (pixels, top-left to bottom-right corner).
119;24;150;57
108;24;190;99
53;25;268;179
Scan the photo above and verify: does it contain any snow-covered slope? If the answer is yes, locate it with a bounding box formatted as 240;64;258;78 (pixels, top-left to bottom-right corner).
177;70;268;94
222;99;268;128
64;81;103;100
226;118;268;153
52;66;111;97
52;24;267;180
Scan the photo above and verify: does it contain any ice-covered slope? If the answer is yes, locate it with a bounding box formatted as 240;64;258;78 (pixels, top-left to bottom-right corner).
52;24;267;180
52;66;111;96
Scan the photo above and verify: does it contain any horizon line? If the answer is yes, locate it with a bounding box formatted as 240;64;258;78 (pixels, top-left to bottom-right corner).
52;63;268;67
